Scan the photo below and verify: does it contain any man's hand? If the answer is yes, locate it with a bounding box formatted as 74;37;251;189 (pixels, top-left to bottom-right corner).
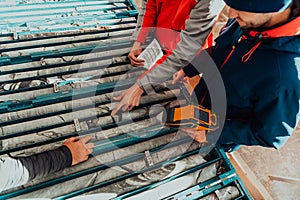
63;136;94;166
128;41;144;66
111;83;144;116
172;69;187;84
182;128;207;143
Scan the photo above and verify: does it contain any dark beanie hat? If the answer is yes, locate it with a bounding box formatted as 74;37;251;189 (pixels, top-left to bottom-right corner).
224;0;293;13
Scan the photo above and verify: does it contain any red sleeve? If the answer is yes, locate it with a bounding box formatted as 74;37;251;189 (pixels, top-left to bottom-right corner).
171;0;197;31
136;0;158;44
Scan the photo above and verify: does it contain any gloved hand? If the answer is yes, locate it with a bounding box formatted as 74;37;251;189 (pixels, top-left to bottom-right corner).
63;136;94;166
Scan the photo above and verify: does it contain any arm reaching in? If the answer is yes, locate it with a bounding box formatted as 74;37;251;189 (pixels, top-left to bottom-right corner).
0;136;94;193
111;83;144;116
138;0;224;89
63;136;94;166
112;0;224;114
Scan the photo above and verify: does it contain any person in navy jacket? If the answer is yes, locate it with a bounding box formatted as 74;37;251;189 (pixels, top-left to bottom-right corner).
174;0;300;151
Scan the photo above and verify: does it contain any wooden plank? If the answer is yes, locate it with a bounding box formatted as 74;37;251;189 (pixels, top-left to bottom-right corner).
269;175;300;185
227;152;273;200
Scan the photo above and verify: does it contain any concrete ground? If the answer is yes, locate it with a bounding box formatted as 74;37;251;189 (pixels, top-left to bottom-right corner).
235;123;300;200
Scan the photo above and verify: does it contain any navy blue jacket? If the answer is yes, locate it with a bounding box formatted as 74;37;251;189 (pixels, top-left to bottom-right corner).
184;17;300;149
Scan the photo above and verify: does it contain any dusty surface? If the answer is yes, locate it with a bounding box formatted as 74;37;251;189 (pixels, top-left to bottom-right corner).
236;123;300;200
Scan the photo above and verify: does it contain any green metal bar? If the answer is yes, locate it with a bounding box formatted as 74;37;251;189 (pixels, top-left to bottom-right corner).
0;88;176;151
0;92;178;154
234;176;254;200
0;114;150;155
0;40;131;68
0;137;191;199
0;11;136;27
0;6;128;20
0;84;53;96
0;133;79;156
0;56;130;76
0;109;115;143
164;173;237;200
215;145;236;173
0;92;176;143
0;101;106;127
0;25;135;45
162;146;252;200
0;78;135;114
0;0;119;8
0;61;132;85
55;139;201;200
6;20;136;38
93;126;176;155
0;61;132;96
127;0;139;13
30;41;131;61
114;158;222;200
0;31;132;53
0;118;168;156
192;177;253;200
57;148;220;200
0;1;127;14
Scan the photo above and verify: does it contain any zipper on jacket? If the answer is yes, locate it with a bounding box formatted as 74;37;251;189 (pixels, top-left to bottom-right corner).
220;35;245;69
199;36;244;106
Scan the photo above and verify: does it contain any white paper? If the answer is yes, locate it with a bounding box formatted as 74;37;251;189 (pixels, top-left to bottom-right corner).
137;39;164;70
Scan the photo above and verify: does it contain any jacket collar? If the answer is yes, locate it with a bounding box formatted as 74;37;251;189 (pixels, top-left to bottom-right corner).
247;16;300;39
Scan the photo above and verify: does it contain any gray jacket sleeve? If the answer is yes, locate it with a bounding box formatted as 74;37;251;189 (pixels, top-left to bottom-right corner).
0;157;29;193
137;0;225;91
0;146;72;193
18;146;72;181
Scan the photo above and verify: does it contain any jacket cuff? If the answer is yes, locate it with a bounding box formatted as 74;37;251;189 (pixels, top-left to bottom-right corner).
60;146;73;167
137;78;155;94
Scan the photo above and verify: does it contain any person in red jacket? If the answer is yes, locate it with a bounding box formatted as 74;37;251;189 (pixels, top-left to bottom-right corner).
128;0;197;66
